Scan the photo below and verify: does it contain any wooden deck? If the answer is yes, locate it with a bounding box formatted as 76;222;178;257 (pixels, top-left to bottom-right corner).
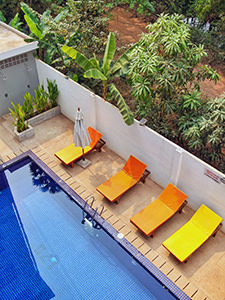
1;113;225;300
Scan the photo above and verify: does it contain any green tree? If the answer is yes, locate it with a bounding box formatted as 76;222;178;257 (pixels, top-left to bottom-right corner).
183;93;225;172
128;13;219;136
194;0;225;22
152;0;195;16
190;0;225;62
62;32;134;125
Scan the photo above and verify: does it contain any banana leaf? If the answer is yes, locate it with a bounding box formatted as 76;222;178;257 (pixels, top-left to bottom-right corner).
61;45;94;71
84;69;107;80
110;43;138;77
24;14;43;40
89;54;100;70
0;11;6;23
53;9;69;23
21;2;39;25
109;83;134;125
9;13;19;28
102;32;116;76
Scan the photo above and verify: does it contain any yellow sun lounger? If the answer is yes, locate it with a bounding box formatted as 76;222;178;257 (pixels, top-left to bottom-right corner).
162;204;223;262
54;127;105;167
96;155;150;204
130;183;188;237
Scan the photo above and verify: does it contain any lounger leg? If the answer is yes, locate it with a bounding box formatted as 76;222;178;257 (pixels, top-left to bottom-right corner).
115;197;121;204
95;139;106;152
150;231;155;238
178;200;188;214
70;162;74;168
212;223;222;237
140;169;151;184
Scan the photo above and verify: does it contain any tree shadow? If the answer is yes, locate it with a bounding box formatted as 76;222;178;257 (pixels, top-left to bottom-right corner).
29;161;60;194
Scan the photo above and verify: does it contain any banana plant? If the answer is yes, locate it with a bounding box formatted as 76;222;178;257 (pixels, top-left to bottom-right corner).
0;11;23;31
61;32;134;125
21;2;70;65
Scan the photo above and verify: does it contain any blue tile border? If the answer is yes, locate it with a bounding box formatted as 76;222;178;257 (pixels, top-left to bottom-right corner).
0;150;191;300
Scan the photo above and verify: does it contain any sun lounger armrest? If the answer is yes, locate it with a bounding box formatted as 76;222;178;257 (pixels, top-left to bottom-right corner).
94;138;106;152
139;169;151;183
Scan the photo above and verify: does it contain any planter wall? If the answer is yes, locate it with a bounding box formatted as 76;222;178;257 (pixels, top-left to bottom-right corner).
13;105;60;142
28;105;61;126
14;125;34;142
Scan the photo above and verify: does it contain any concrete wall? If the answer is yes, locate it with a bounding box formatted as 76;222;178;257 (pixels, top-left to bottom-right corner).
36;59;225;224
36;59;96;128
0;51;39;116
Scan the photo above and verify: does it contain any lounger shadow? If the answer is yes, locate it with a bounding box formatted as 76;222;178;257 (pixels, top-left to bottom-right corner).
162;204;223;263
130;183;188;237
54;127;105;167
96;155;150;204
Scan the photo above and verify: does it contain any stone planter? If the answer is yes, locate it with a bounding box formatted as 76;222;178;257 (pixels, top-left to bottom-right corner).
28;105;61;127
14;125;34;142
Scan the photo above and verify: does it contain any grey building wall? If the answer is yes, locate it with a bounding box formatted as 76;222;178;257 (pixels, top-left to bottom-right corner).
0;51;39;116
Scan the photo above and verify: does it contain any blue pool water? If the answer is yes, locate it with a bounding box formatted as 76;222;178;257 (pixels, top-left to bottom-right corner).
0;155;184;300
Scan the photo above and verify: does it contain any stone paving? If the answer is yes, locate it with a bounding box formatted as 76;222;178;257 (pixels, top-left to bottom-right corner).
1;113;225;300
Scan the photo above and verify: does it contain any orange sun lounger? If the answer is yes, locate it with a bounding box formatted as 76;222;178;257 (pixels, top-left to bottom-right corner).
96;155;150;204
162;204;223;263
54;127;105;167
130;183;188;237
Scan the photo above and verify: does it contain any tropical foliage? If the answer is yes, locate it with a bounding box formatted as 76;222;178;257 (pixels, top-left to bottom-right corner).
194;0;225;22
127;13;224;171
190;0;225;62
110;0;155;15
0;0;51;23
0;11;23;30
182;93;225;172
129;14;219;125
62;32;134;125
20;0;109;72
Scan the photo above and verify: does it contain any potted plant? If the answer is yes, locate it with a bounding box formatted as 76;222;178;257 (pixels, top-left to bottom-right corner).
10;79;60;131
9;102;34;141
28;80;60;126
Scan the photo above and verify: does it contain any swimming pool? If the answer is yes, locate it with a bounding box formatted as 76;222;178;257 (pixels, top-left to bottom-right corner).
0;151;190;300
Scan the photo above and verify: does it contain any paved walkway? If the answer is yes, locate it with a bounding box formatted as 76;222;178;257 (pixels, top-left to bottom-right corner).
0;113;225;300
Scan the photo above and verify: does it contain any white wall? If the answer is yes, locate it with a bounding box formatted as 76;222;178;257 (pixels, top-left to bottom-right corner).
36;59;96;128
0;52;39;116
36;59;225;225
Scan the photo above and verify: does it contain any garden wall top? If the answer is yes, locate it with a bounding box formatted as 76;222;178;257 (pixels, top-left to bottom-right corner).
0;21;38;60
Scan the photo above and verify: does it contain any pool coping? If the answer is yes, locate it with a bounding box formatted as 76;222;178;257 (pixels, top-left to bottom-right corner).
0;150;191;300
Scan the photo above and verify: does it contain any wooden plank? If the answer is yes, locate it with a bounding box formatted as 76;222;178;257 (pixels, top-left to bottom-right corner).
145;249;159;262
